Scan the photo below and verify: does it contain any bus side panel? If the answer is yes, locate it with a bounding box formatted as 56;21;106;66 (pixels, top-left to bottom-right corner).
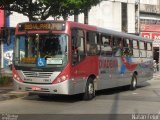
136;58;153;84
71;56;99;94
97;56;153;90
98;57;119;90
98;56;134;90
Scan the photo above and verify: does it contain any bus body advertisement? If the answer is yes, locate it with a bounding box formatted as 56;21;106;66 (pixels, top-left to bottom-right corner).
13;21;153;100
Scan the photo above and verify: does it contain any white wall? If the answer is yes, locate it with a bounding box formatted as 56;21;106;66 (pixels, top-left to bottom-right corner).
88;1;113;29
117;0;159;5
10;12;28;27
70;1;136;33
88;0;137;33
128;3;135;33
88;1;122;31
140;0;158;5
112;2;121;31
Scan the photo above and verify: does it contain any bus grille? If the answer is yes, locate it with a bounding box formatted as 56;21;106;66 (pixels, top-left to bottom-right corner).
22;71;53;78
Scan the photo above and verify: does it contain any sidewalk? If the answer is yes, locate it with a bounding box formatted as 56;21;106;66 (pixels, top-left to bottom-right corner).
0;83;28;101
153;72;160;80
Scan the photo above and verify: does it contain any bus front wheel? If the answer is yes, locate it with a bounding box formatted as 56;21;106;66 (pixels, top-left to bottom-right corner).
130;74;137;90
83;78;95;100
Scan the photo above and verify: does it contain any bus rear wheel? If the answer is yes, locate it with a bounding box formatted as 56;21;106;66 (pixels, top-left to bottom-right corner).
83;78;95;100
130;74;137;90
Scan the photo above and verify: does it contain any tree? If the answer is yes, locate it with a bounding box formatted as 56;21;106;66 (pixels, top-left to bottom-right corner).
0;0;63;21
0;0;102;21
43;0;102;22
0;0;16;7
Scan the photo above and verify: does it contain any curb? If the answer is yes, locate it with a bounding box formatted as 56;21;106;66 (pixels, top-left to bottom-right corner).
1;91;29;101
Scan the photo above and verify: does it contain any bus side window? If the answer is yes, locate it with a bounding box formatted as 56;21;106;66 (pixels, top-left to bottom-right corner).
146;42;152;58
133;40;139;57
112;37;122;56
86;31;99;55
122;38;132;56
139;41;146;57
71;29;85;65
101;34;112;56
96;33;101;54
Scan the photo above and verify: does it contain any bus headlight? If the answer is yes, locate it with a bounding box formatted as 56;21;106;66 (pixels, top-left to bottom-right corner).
52;75;68;84
12;67;23;83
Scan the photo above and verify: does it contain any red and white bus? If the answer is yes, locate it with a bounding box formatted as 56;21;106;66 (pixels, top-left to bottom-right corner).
13;20;153;100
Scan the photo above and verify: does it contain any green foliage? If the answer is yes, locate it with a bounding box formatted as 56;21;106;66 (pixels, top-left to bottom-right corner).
0;0;102;21
121;48;133;57
0;76;13;86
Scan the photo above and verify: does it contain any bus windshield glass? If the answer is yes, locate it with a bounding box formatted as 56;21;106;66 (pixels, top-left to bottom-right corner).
14;34;68;67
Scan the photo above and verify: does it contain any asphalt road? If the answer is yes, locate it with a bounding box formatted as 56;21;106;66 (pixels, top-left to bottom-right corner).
0;76;160;120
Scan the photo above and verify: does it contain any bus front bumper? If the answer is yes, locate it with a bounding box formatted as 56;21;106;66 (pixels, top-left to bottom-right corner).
13;79;75;95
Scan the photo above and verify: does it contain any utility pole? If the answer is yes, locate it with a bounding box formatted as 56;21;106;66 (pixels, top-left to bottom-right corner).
158;0;160;72
135;0;140;35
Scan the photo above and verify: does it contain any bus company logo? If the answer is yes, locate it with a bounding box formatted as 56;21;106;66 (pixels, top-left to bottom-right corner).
33;72;39;77
100;59;118;68
120;57;138;73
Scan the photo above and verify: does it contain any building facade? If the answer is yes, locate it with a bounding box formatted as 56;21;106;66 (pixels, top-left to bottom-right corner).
69;0;139;34
140;0;160;62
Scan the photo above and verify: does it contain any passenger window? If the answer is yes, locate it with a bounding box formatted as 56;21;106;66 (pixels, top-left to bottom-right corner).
133;40;138;49
71;29;85;65
146;42;152;58
123;38;132;48
139;41;145;50
122;38;133;56
139;41;146;57
147;42;152;50
86;31;99;55
132;40;139;57
112;37;122;56
101;34;112;56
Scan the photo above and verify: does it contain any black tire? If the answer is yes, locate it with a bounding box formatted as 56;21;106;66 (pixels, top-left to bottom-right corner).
130;74;137;90
83;78;95;100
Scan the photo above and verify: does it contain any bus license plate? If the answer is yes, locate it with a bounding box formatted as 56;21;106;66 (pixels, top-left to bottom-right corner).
32;86;41;91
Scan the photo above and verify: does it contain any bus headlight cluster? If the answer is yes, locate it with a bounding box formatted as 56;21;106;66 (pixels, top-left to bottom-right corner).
13;74;23;82
52;75;68;84
12;67;23;83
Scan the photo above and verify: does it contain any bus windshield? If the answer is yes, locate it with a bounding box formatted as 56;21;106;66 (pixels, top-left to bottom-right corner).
14;34;68;67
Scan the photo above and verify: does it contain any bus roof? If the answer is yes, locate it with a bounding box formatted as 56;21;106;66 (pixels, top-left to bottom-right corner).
16;20;153;43
65;21;152;43
97;27;152;43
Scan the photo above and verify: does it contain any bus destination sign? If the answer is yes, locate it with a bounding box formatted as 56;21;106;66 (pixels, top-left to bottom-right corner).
18;22;65;31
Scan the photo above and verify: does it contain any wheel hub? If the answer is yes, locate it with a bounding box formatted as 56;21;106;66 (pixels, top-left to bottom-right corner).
88;83;94;94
